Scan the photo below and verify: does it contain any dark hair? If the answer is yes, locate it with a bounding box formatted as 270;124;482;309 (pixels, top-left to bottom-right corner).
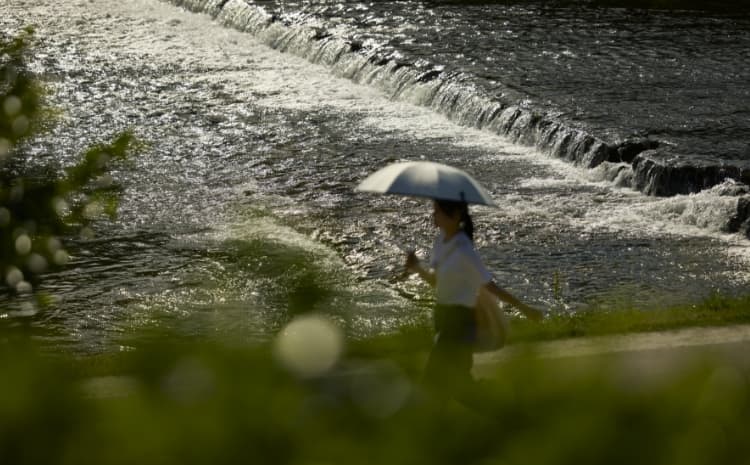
435;199;474;242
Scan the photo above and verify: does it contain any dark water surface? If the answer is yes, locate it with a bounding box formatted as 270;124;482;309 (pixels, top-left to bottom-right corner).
189;0;750;196
2;0;750;353
271;0;750;162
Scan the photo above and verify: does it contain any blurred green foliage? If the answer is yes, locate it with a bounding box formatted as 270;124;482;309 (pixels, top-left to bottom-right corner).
1;27;137;297
2;329;750;465
508;293;750;344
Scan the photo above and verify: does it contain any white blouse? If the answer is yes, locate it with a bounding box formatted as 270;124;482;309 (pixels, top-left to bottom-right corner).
429;231;493;307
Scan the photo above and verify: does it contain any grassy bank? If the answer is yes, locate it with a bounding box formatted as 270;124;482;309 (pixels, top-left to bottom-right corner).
351;292;750;357
3;314;750;465
3;294;750;464
509;292;750;343
61;291;750;379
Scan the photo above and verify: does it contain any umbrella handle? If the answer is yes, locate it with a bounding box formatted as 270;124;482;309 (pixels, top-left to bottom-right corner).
391;269;412;283
393;242;415;253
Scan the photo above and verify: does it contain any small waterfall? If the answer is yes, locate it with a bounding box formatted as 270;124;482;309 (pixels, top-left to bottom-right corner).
163;0;750;236
632;151;750;197
727;196;750;237
165;1;617;167
170;0;227;17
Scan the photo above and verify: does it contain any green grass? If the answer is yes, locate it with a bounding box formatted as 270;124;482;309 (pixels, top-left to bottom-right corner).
5;291;750;465
348;291;750;364
63;291;750;379
3;319;750;465
3;293;750;465
509;292;750;344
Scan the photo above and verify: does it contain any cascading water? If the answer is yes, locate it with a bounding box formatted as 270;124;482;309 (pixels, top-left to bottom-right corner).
177;1;750;191
2;0;750;354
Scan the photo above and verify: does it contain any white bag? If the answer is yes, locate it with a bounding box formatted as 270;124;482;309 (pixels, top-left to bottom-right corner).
473;287;509;352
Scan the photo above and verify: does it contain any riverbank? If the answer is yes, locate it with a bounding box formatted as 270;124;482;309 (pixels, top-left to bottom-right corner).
5;293;750;464
77;321;750;392
509;292;750;343
58;291;750;381
476;322;750;377
7;304;750;465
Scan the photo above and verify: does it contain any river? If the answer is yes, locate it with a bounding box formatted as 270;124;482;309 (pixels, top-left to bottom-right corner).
2;0;749;353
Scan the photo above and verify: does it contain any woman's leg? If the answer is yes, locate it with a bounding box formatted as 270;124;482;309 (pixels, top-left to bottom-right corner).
422;305;476;397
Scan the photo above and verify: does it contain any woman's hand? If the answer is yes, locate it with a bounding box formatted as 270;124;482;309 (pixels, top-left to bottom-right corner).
404;251;436;287
520;304;545;322
405;250;420;273
486;282;545;321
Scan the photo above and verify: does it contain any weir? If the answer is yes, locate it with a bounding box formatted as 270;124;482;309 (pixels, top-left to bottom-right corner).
6;0;750;351
164;0;750;235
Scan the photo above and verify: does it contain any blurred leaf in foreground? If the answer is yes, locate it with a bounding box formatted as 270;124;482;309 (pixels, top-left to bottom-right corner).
0;27;139;300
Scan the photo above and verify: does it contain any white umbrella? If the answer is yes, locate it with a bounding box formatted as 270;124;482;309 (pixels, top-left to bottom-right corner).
355;161;495;206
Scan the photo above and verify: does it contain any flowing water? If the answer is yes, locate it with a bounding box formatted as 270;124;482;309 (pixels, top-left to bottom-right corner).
2;0;750;354
260;0;750;162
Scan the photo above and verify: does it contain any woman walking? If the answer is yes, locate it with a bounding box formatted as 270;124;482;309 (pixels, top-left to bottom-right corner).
405;199;542;400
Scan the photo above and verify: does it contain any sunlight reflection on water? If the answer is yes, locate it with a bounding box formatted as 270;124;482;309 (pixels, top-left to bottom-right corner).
1;0;749;353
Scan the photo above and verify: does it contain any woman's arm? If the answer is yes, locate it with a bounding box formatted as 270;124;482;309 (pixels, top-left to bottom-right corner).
484;281;544;321
405;251;436;287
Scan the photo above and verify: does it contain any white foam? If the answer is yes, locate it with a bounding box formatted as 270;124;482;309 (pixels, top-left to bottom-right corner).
19;0;750;283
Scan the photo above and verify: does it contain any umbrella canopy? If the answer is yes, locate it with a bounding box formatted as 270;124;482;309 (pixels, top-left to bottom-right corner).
356;161;495;206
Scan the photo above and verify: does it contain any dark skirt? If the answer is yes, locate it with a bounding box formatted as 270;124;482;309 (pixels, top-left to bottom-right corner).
423;304;477;390
433;303;477;343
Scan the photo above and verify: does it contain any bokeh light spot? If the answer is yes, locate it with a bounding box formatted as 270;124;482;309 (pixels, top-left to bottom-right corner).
16;280;32;294
54;249;70;266
0;207;10;226
95;173;114;188
47;237;62;253
5;267;24;287
274;314;344;378
0;138;10;160
15;234;32;255
162;358;216;403
27;253;48;273
52;197;69;217
12;115;29;136
3;95;22;117
83;201;104;219
80;227;95;240
350;360;412;418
